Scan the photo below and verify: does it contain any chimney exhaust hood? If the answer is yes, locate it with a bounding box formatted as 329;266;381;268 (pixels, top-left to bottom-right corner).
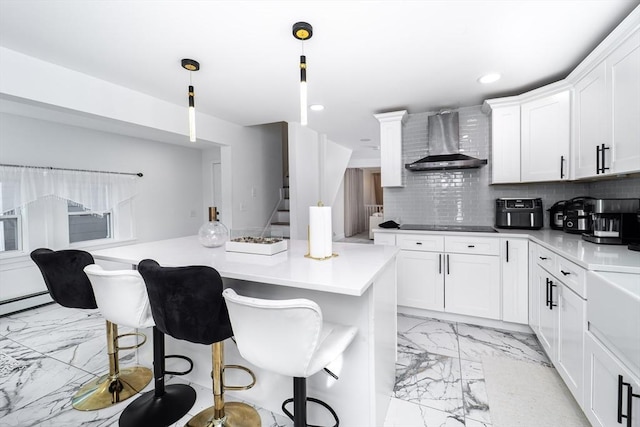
405;111;487;171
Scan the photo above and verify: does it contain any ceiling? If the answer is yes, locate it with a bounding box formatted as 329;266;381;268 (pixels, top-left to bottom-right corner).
0;0;638;154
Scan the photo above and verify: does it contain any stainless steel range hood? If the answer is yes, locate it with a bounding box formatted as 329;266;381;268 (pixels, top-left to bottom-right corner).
405;111;487;171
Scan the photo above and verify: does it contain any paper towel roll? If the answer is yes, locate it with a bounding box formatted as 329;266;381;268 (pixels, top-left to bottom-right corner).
309;206;332;259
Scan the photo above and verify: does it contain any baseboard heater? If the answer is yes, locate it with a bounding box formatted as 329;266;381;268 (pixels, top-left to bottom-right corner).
0;291;54;317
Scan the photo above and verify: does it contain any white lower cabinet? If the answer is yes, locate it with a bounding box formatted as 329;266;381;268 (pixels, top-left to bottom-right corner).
395;234;501;320
445;253;500;319
556;282;587;407
535;264;558;359
584;331;640;427
397;250;443;311
501;238;529;324
532;243;587;406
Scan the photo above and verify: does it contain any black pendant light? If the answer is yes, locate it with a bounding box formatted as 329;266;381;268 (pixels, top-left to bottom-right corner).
293;22;313;126
181;59;200;142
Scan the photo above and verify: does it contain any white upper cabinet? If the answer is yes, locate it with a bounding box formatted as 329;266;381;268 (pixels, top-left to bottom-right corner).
573;62;607;178
485;103;521;184
521;90;571;182
608;29;640;175
375;110;407;187
485;7;639;183
573;28;640;179
483;83;571;184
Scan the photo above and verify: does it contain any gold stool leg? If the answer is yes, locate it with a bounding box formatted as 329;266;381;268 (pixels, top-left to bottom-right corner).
186;341;260;427
72;321;152;411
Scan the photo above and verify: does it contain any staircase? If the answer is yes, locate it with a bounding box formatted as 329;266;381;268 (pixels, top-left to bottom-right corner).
268;186;290;238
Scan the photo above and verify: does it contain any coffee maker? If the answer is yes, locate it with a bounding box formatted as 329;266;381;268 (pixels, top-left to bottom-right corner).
582;198;640;245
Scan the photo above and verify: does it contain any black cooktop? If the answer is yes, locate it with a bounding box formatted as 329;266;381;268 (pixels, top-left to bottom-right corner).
399;224;498;233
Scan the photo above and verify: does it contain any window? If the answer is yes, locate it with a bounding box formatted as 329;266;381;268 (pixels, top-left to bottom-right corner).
68;202;112;243
0;209;21;252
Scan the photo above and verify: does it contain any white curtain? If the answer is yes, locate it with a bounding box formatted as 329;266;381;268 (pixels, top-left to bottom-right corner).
344;168;365;237
0;166;139;214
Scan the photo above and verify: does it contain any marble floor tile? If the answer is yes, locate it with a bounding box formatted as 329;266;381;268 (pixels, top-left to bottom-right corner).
384;397;466;427
455;322;550;366
397;314;459;359
460;359;491;425
394;350;465;417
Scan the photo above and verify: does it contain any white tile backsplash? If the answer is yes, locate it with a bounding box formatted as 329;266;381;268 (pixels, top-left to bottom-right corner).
384;106;640;227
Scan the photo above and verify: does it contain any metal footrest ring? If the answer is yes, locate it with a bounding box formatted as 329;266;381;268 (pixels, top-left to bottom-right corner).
164;354;194;376
115;332;147;351
282;396;339;427
223;364;257;391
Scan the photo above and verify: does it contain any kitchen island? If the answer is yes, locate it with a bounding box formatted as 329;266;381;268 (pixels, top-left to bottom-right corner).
91;236;399;426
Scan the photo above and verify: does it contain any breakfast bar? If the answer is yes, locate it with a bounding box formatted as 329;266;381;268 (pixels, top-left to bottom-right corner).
91;236;399;426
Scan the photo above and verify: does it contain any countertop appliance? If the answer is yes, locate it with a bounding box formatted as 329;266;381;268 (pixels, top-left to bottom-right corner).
563;197;594;234
582;198;640;245
404;111;487;171
399;224;497;233
547;200;567;230
629;209;640;251
495;198;543;230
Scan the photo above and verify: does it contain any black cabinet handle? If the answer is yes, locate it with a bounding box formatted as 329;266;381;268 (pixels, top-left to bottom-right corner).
439;254;442;275
468;245;475;248
506;241;510;263
549;280;557;310
539;256;548;260
447;254;450;275
545;278;550;307
560;270;570;276
597;144;610;174
619;375;640;427
601;144;610;173
416;242;423;245
560;155;565;179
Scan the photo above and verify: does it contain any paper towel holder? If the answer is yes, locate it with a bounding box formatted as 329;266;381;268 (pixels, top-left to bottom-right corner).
305;201;338;260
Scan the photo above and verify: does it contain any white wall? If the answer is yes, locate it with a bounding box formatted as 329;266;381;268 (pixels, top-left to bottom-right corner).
220;123;283;232
0;113;205;240
0;47;246;146
0;112;205;310
288;123;352;240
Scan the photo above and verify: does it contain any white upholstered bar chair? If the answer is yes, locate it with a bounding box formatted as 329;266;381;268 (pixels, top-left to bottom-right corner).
222;288;358;427
83;264;196;426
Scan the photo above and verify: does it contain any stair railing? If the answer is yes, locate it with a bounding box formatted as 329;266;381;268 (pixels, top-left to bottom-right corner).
260;188;285;238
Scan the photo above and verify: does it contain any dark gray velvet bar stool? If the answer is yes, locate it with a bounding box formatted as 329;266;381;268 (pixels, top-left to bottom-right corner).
136;259;260;427
30;248;152;411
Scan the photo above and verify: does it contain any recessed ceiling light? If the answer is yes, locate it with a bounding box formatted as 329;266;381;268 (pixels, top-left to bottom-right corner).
360;138;371;142
478;73;501;84
310;104;324;111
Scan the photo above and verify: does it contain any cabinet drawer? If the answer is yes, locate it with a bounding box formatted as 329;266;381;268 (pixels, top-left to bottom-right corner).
444;236;499;255
374;233;396;246
535;244;556;272
556;257;586;298
396;234;444;252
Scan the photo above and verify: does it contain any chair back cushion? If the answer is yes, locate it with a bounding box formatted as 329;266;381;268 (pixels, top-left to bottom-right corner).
222;288;324;378
137;259;232;345
84;264;155;329
30;248;97;309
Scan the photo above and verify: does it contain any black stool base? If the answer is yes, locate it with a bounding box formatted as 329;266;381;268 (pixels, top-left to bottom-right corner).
119;384;196;427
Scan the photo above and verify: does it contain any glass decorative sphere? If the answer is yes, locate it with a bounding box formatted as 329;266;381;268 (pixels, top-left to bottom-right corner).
198;220;229;248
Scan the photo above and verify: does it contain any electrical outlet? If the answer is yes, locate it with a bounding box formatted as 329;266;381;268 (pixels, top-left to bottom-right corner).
190;210;197;218
251;187;257;198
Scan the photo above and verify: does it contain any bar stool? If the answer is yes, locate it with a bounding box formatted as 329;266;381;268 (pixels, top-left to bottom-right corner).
29;248;152;411
137;259;261;427
84;264;196;427
222;288;358;427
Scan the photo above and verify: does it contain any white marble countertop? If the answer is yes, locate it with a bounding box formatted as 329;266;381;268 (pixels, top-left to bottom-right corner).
91;236;399;297
374;227;640;274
